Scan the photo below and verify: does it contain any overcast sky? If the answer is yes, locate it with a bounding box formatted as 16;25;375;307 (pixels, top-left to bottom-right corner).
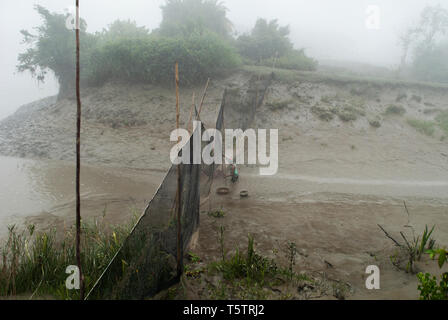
0;0;445;119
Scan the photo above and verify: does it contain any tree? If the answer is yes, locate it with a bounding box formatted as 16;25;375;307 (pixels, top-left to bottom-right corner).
158;0;232;38
100;19;150;42
17;5;94;98
412;40;448;83
399;5;448;72
236;19;293;61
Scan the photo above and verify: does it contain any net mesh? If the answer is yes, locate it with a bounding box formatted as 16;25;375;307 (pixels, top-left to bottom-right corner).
87;73;272;300
87;129;200;300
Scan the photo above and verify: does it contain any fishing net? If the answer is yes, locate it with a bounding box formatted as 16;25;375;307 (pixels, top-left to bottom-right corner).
87;73;273;300
87;128;201;300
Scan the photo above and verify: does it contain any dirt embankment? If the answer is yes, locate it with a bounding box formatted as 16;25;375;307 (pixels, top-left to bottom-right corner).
1;68;447;174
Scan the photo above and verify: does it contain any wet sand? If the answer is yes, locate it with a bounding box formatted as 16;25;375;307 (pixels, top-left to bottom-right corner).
194;169;448;300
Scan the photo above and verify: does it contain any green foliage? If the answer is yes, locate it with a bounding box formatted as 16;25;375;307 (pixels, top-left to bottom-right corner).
332;105;365;122
237;19;292;61
380;223;436;274
98;19;150;42
17;5;96;97
158;0;232;38
93;31;240;87
407;119;436;136
427;248;448;268
209;234;278;285
417;248;448;300
0;215;136;299
208;209;226;218
204;233;321;300
285;241;297;279
271;49;318;71
89;34;240;86
417;272;448;300
311;105;334;121
385;104;406;116
419;226;436;260
237;19;316;71
435;111;448;134
266;100;291;110
17;5;240;95
188;252;201;264
400;225;436;273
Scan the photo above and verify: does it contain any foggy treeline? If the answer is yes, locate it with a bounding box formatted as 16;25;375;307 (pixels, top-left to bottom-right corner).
1;0;448;118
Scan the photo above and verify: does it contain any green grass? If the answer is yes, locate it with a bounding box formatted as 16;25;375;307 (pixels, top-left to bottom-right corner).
208;209;226;218
209;235;278;285
242;65;448;91
436;111;448;134
205;234;313;300
266;100;292;110
407;119;436;136
0;213;137;299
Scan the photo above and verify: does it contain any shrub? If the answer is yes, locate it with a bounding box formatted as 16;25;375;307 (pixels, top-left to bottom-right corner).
88;33;240;86
369;119;382;128
407;119;436;136
311;106;334;121
98;19;150;42
269;49;317;71
158;0;232;38
237;19;317;72
18;5;240;95
237;19;292;62
417;272;448;300
436;111;448;134
17;5;97;98
385;105;406;116
266;100;291;110
337;110;358;122
417;248;448;300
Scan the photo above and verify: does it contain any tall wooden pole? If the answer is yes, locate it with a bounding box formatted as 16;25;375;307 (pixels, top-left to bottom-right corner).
75;0;84;300
197;78;210;117
187;92;195;134
175;63;182;275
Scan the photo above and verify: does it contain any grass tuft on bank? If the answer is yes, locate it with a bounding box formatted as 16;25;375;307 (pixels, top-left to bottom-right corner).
0;213;137;299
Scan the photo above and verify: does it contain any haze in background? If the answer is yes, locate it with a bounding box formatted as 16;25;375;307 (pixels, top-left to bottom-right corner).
0;0;444;120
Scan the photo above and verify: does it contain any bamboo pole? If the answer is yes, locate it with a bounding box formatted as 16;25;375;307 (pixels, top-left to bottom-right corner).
187;92;195;134
197;78;210;117
175;62;182;276
75;0;84;300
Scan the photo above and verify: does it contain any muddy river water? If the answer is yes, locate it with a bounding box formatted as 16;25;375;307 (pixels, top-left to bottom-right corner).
0;156;164;239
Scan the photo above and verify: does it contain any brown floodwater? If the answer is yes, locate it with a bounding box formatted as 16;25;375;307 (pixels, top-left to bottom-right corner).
0;156;164;239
